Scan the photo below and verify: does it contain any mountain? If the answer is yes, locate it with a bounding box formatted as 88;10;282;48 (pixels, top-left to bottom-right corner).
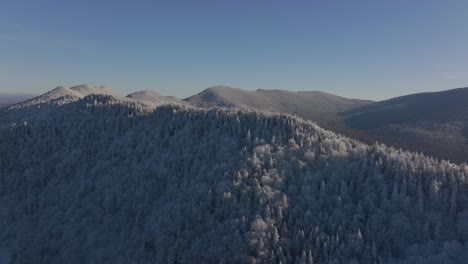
8;85;118;110
185;85;373;125
126;90;183;105
0;92;36;108
342;87;468;163
186;85;468;163
1;85;127;127
1;87;467;263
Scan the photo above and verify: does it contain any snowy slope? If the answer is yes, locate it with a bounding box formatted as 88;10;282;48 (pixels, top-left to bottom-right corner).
1;85;132;130
185;85;372;124
0;88;467;263
69;84;116;97
126;90;183;105
186;85;468;163
8;85;120;110
342;87;468;163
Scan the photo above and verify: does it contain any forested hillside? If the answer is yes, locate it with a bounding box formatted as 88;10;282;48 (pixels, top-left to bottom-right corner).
185;85;468;163
342;87;468;163
1;90;468;263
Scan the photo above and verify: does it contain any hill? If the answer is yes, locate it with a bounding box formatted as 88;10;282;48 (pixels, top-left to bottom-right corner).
185;85;372;125
126;90;183;105
342;87;468;163
185;85;468;163
7;85;118;111
0;87;467;263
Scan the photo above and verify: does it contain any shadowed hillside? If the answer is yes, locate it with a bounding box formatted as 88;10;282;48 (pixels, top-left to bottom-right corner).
342;87;468;163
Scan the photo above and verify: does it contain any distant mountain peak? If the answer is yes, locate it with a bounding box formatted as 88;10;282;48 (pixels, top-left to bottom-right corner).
201;85;244;95
126;90;183;105
341;86;468;163
186;85;372;123
126;90;162;98
205;84;236;90
6;85;121;112
69;84;115;96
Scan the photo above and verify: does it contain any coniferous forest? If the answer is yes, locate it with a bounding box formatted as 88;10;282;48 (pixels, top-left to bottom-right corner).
1;92;468;263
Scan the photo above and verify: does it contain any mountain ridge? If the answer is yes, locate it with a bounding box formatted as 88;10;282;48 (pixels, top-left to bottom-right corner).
126;90;183;105
341;86;468;163
5;84;468;163
185;85;373;125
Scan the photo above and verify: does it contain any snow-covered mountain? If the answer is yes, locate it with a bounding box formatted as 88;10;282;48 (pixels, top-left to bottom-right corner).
185;85;468;163
185;85;373;125
8;85;118;109
1;85;131;129
1;86;467;263
126;90;184;105
342;87;468;163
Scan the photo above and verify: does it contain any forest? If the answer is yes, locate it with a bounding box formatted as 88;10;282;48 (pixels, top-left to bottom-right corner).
0;94;467;263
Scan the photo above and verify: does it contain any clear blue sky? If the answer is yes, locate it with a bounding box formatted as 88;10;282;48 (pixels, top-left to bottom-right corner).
1;0;467;100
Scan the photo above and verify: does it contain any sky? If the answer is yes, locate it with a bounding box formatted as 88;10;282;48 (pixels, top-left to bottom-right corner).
1;0;468;100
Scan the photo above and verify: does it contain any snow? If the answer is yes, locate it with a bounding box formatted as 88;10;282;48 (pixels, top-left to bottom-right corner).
342;86;468;163
185;85;373;125
126;90;183;105
69;84;117;97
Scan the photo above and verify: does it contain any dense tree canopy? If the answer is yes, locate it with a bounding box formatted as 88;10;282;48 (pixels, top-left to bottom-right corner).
0;94;467;263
